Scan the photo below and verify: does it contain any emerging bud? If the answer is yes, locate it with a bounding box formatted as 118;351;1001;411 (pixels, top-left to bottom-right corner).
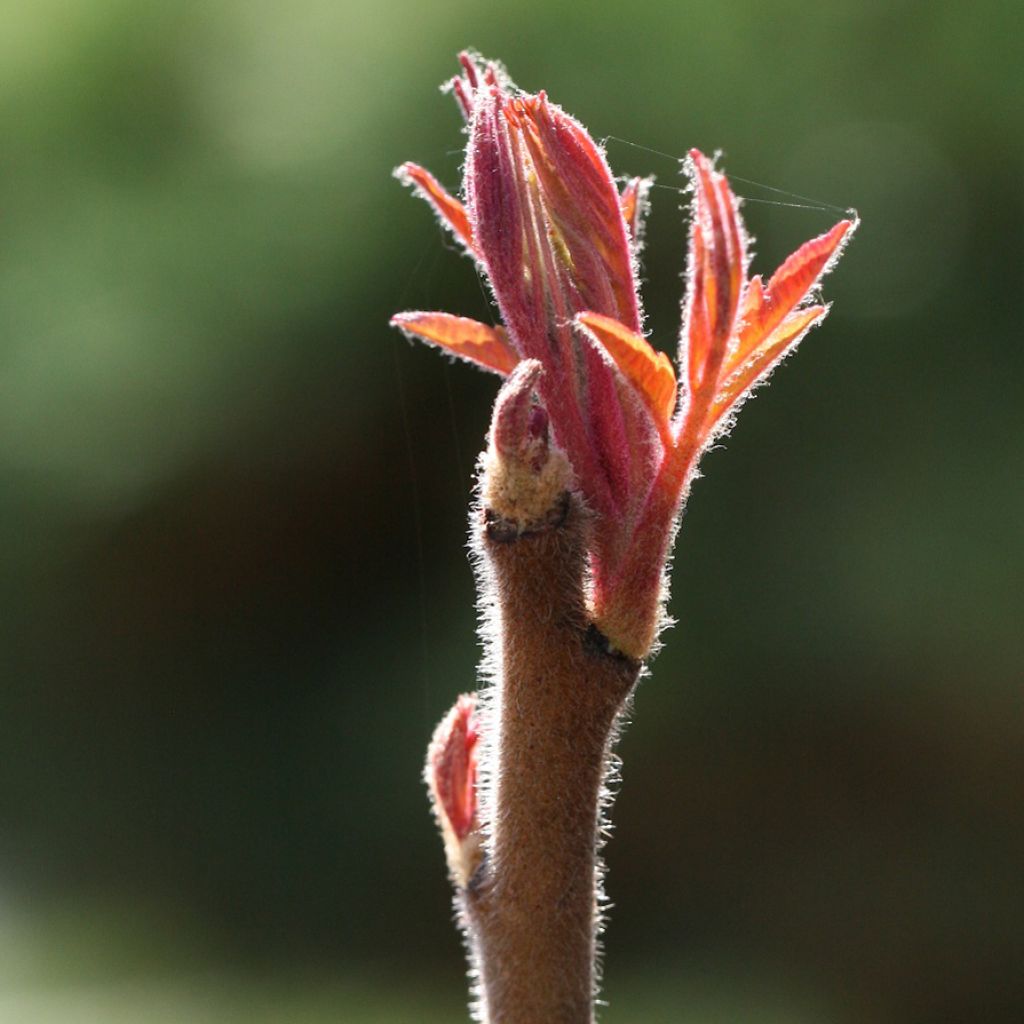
426;694;482;888
482;361;572;535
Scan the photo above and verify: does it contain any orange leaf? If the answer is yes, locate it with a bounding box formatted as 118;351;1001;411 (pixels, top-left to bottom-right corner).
391;312;519;376
739;220;853;353
395;163;476;254
577;311;677;440
711;306;826;429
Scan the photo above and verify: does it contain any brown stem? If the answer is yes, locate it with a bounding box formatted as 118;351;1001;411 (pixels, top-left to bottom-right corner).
464;494;640;1024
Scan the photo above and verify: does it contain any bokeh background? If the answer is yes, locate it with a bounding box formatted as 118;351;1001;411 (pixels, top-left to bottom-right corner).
1;1;1021;1021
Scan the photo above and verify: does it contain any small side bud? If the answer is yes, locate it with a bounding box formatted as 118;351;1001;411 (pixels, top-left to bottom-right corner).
426;694;482;888
483;360;572;534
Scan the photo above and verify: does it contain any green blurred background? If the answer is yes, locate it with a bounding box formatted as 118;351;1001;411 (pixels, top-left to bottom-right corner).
1;0;1021;1021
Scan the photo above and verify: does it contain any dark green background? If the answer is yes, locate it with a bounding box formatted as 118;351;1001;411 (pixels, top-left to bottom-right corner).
1;1;1021;1021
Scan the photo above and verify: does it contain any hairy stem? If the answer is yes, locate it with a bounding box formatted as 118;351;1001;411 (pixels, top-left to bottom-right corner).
464;494;640;1024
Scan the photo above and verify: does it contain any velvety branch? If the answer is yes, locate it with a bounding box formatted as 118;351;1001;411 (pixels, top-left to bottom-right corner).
464;470;639;1024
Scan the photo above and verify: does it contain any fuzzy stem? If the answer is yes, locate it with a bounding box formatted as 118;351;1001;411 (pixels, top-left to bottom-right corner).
464;493;640;1024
